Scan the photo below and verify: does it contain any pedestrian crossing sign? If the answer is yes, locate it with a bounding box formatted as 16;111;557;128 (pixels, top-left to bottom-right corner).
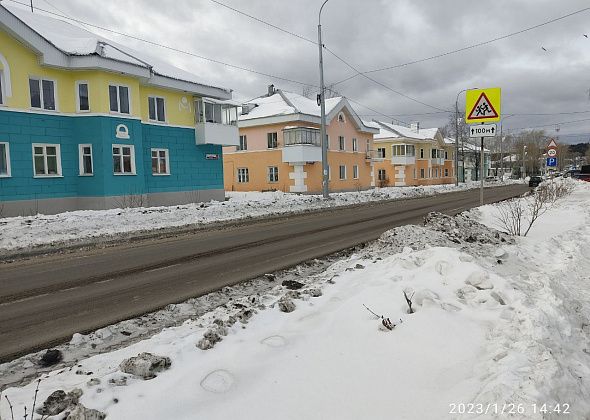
465;88;501;123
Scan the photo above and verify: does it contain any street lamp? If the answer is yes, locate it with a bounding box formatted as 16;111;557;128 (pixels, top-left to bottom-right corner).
454;88;477;186
318;0;330;199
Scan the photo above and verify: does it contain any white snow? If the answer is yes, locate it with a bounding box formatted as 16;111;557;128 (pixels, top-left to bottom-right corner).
0;181;518;253
2;181;590;419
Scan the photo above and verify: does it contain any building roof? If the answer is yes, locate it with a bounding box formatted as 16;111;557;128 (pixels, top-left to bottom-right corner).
0;4;231;98
239;89;377;133
372;120;440;141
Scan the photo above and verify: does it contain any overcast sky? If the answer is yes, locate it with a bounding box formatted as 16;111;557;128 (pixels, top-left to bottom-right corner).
13;0;590;143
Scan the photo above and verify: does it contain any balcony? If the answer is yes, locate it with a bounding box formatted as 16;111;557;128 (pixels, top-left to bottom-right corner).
282;127;322;163
391;156;416;165
431;157;445;165
195;98;240;146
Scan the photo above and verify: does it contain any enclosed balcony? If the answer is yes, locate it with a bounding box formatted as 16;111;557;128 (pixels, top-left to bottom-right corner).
391;144;416;165
195;98;240;146
430;149;445;165
282;127;322;163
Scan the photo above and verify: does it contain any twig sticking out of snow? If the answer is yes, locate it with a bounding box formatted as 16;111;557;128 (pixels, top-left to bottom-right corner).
403;291;415;314
4;395;14;420
363;304;401;331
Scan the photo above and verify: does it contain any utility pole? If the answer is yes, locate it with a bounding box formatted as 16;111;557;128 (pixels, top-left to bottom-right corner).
30;0;34;12
455;88;477;185
318;0;330;199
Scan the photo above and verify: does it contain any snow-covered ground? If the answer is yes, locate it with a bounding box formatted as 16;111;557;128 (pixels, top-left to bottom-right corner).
2;180;589;420
0;181;517;253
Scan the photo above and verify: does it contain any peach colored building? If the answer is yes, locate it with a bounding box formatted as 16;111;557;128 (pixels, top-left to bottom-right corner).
368;121;456;187
223;87;379;193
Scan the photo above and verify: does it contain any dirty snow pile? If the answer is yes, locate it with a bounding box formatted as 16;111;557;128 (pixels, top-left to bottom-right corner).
2;182;589;420
0;180;517;253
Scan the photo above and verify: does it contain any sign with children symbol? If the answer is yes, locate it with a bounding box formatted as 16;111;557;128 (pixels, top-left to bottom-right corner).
465;88;501;123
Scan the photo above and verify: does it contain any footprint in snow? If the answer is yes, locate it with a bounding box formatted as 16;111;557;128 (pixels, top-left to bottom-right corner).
435;260;452;276
261;335;288;348
200;369;235;393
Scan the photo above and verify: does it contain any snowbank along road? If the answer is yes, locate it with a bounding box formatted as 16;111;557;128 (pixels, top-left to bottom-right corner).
0;184;528;362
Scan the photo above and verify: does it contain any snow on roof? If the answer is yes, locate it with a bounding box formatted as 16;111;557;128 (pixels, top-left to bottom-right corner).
372;121;439;141
239;90;342;121
2;4;229;93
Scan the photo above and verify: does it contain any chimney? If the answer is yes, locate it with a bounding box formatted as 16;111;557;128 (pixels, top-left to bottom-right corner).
410;121;420;133
267;84;275;97
241;103;257;115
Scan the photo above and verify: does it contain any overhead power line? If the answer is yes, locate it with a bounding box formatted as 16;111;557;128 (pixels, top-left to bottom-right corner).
333;6;590;86
509;117;590;131
5;0;318;88
207;0;448;112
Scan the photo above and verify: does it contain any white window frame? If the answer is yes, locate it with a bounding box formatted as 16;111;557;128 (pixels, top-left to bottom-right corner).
420;168;425;178
420;148;424;159
445;168;449;177
237;167;249;183
238;135;247;151
267;132;278;149
337;112;346;123
377;148;386;158
29;77;58;111
352;138;358;152
339;165;346;180
78;144;94;176
0;69;5;106
0;142;11;177
75;80;90;113
109;84;132;115
32;143;62;177
151;148;170;176
378;169;386;181
353;164;359;179
148;96;166;123
268;166;279;183
339;136;345;151
112;144;136;175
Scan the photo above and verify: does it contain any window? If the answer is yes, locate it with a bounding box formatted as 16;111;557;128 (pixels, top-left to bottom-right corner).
420;168;425;178
151;148;169;175
445;168;449;177
353;165;359;179
78;144;93;176
237;168;249;183
32;144;61;176
0;70;4;105
267;132;278;149
112;145;135;175
109;85;130;114
407;145;416;156
339;136;345;151
268;166;279;183
0;142;10;177
238;135;247;151
148;96;166;122
339;165;346;180
76;82;89;112
29;78;56;110
378;169;386;181
445;151;449;160
431;149;437;159
196;99;238;125
338;112;345;123
377;148;386;158
413;168;416;179
420;148;424;159
352;138;358;152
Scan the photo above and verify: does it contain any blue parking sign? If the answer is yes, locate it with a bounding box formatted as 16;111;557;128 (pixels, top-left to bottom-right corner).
547;157;557;167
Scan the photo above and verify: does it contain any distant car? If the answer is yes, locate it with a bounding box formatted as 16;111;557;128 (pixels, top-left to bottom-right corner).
529;176;543;187
573;165;590;182
564;169;580;178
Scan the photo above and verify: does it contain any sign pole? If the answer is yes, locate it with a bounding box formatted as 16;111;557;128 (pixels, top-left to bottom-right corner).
480;135;484;206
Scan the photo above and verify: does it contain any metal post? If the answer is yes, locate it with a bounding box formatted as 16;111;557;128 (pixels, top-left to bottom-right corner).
480;135;484;206
30;0;34;12
499;123;503;181
318;0;330;199
454;97;459;186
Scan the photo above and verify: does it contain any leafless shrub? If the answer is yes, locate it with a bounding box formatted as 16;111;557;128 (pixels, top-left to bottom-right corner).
495;179;574;237
363;304;402;331
114;191;146;209
377;177;389;188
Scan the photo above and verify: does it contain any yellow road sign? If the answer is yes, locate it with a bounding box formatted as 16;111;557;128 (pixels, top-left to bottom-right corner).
465;88;501;123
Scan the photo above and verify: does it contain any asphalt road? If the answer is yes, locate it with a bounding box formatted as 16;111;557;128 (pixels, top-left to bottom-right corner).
0;184;528;362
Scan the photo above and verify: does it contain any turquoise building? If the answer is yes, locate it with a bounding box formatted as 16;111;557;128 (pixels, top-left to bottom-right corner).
0;4;239;216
